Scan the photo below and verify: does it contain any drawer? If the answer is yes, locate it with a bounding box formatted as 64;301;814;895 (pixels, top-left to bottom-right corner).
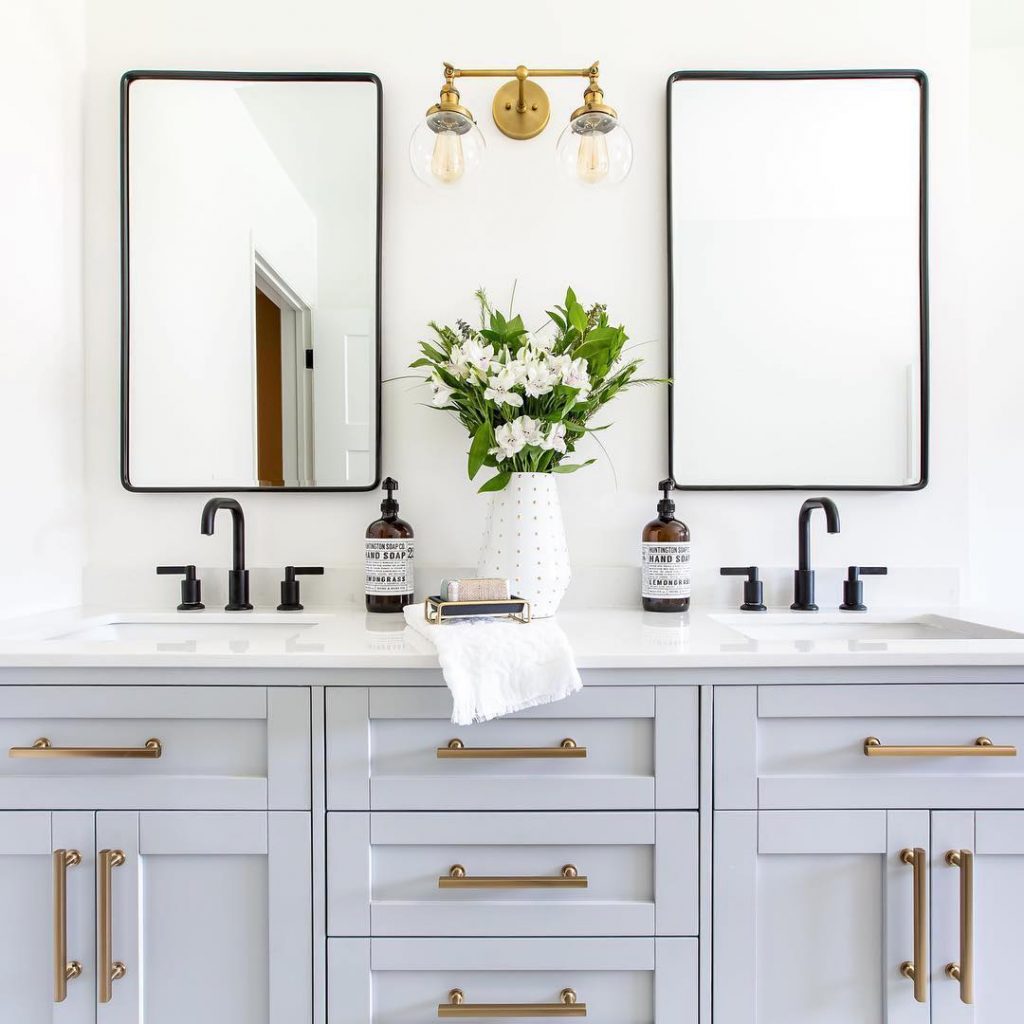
716;683;1024;809
327;686;697;810
0;686;310;809
328;937;697;1024
327;811;698;937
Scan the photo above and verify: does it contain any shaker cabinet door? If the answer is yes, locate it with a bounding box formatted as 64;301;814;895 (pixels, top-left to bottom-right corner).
0;811;94;1024
714;809;929;1024
94;811;311;1024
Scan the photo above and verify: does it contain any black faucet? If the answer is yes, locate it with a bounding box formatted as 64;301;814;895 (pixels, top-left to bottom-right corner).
791;497;841;611
200;498;253;611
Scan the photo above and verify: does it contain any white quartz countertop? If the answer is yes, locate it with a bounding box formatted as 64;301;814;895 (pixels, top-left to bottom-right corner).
1;604;1024;672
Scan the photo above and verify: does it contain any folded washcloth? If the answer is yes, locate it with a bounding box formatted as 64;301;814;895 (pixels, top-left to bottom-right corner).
403;604;583;725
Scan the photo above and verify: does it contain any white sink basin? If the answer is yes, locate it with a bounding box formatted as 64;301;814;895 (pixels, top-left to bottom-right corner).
44;613;325;645
712;612;1024;644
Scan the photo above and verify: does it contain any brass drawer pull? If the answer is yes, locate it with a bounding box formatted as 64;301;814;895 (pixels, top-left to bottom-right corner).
864;736;1016;757
98;849;127;1004
945;849;974;1005
439;987;586;1017
439;863;588;889
898;847;927;1003
10;737;162;759
438;738;586;759
53;849;82;1003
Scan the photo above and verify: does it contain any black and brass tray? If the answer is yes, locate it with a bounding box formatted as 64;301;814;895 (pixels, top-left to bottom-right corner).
424;595;532;625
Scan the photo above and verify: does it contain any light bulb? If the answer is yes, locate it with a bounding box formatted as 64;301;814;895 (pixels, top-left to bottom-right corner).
431;129;465;184
576;130;610;184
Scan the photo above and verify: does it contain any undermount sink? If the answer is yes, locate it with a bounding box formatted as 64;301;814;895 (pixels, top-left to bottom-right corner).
43;613;326;645
712;612;1024;644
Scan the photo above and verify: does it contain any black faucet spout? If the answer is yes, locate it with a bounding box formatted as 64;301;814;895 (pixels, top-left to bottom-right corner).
200;498;252;611
792;497;841;611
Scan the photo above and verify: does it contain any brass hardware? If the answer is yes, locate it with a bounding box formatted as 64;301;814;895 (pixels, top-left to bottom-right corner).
425;595;531;625
439;987;586;1017
439;863;587;889
945;849;974;1004
53;849;81;1003
864;736;1016;757
899;847;927;1003
11;737;163;759
98;849;126;1004
438;737;586;759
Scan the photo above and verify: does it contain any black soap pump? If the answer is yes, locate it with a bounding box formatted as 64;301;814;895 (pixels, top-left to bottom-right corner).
641;479;692;612
365;477;415;613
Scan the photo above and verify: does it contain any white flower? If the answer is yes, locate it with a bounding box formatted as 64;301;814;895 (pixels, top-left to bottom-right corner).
547;353;572;377
491;421;527;460
483;365;524;408
561;356;590;391
540;422;568;454
430;371;453;407
512;415;545;447
445;344;469;380
523;359;559;398
524;329;554;352
459;340;495;374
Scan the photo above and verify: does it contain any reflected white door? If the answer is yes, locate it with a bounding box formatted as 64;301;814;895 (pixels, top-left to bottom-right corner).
714;809;929;1024
95;811;311;1024
0;811;94;1023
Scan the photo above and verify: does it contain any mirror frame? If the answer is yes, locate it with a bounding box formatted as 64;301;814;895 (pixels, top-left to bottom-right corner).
119;69;383;492
665;69;929;491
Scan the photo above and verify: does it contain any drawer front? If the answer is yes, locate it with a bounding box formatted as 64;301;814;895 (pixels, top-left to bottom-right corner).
328;811;698;937
0;686;310;809
328;937;697;1024
716;684;1024;809
327;686;697;810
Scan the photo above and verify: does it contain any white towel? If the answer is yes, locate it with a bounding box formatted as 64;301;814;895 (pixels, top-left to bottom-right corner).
403;605;583;725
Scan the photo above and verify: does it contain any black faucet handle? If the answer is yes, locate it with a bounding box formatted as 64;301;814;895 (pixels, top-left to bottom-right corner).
841;565;888;612
278;566;324;611
156;565;204;611
720;566;766;612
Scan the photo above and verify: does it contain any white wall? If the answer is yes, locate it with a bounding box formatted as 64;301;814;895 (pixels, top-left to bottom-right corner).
79;0;973;603
0;1;85;617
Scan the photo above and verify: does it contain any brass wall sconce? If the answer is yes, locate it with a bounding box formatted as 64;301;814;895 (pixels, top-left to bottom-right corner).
409;60;633;188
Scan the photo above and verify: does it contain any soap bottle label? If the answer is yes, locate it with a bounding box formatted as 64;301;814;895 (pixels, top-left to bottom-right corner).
641;542;692;599
365;539;415;596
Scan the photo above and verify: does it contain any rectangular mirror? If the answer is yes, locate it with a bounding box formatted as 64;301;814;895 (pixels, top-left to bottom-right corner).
667;71;928;490
121;72;381;491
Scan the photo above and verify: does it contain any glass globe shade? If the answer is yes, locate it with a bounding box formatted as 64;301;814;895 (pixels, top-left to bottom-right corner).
409;109;485;187
556;110;633;186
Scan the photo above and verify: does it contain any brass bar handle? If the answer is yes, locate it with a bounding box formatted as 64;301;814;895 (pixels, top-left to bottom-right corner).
53;849;82;1003
438;738;586;759
439;988;586;1018
98;849;127;1004
898;847;927;1003
11;737;162;759
945;849;974;1004
864;736;1016;757
439;864;588;889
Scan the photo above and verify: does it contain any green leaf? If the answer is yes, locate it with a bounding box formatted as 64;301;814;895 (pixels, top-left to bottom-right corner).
408;357;433;369
552;460;596;474
568;302;588;335
565;287;577;308
419;342;447;363
467;422;492;481
478;471;512;493
546;309;566;331
581;326;618;345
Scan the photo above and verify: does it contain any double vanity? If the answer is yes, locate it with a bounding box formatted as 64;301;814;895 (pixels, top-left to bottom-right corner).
3;606;1024;1022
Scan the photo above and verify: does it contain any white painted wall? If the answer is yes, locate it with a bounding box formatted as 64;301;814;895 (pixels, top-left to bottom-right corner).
0;1;85;617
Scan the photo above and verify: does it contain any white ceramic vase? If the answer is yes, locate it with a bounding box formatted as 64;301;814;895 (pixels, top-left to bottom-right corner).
477;472;571;618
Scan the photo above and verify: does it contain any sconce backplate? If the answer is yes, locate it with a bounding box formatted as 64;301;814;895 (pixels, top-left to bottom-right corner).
492;79;551;140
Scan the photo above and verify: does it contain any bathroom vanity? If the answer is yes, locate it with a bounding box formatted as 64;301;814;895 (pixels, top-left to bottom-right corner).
2;607;1024;1023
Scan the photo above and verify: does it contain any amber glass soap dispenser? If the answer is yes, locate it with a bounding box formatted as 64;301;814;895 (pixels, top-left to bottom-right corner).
365;477;415;613
641;478;691;612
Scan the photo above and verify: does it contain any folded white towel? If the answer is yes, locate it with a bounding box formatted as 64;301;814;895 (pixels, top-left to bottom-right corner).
403;605;583;725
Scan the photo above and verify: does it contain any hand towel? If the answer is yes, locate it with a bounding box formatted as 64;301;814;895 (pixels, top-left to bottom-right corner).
403;605;583;725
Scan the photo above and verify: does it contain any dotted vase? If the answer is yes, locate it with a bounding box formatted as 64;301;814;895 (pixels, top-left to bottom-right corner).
477;472;571;618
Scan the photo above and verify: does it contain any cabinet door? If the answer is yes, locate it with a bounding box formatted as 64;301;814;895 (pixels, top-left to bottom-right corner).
0;811;93;1023
714;809;929;1024
95;811;311;1024
932;810;1024;1023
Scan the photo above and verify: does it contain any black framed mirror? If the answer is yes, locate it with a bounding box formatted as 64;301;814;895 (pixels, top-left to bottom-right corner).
121;71;382;491
667;70;928;490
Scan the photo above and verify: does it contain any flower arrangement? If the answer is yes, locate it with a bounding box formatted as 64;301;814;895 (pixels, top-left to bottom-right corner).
412;287;655;492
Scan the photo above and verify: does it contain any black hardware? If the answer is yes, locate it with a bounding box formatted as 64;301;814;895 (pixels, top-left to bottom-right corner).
277;566;324;611
791;497;841;611
720;566;766;611
840;566;888;612
119;70;384;494
304;349;314;370
665;69;929;491
156;565;204;611
200;498;253;611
